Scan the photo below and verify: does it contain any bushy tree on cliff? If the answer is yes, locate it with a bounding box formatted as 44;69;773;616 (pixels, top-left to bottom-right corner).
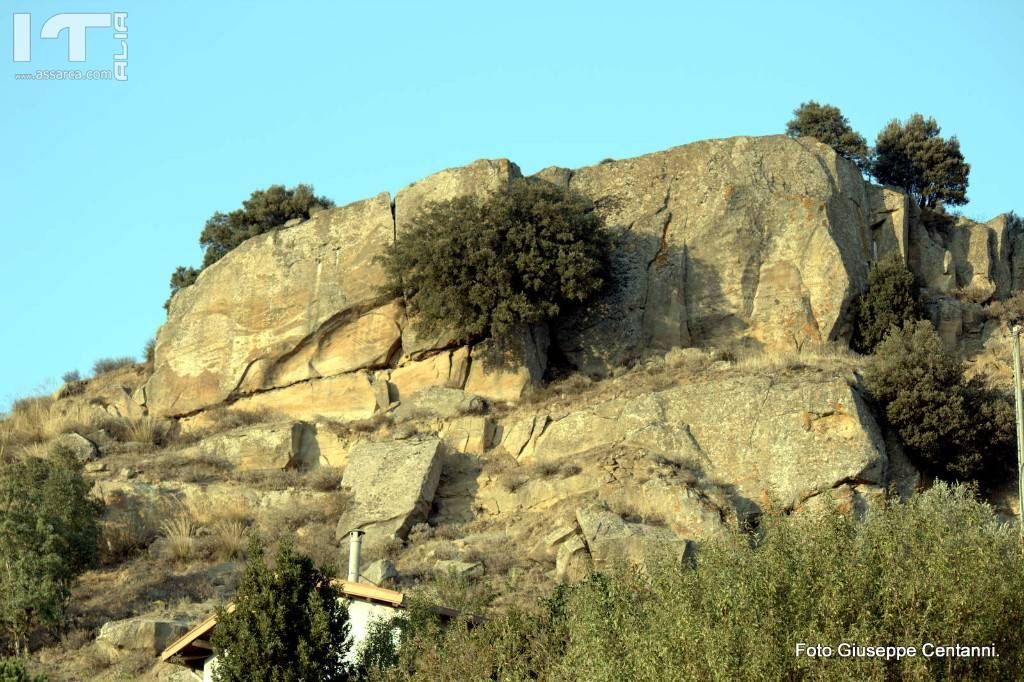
166;184;333;310
871;114;970;208
0;451;102;655
785;101;869;170
863;321;1014;484
380;178;609;346
851;254;923;353
211;537;351;682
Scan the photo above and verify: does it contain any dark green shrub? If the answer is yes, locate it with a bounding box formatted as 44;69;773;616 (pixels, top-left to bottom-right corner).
60;371;80;384
863;320;1014;483
786;101;869;170
0;451;102;654
381;178;609;345
0;658;46;682
851;254;923;353
91;356;135;376
165;266;200;310
143;337;156;365
380;484;1024;681
166;184;333;310
872;114;970;208
200;184;333;268
211;536;352;681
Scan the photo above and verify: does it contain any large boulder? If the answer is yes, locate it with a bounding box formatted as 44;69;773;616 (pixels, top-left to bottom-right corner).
147;193;397;417
516;370;888;513
550;135;900;373
173;421;320;471
336;437;443;545
576;506;692;571
96;617;191;657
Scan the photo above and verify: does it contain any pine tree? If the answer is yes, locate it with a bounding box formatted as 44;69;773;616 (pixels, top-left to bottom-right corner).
211;537;352;682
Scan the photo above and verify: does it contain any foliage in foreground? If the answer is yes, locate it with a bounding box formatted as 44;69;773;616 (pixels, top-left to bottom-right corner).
851;254;923;353
863;321;1015;484
0;658;46;682
380;178;609;346
373;485;1024;681
0;452;101;655
211;537;352;682
786;100;869;170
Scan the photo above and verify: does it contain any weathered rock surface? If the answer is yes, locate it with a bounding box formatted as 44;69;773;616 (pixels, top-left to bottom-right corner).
173;421;320;471
394;158;521;237
54;432;100;462
464;326;549;402
336;438;443;545
96;617;190;657
576;506;692;570
551;136;901;372
362;559;398;586
510;370;888;512
148;193;396;417
229;372;378;422
391;386;484;423
555;534;592;583
439;415;495;455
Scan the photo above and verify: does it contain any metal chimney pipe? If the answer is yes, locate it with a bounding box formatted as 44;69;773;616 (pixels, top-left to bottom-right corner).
347;529;365;582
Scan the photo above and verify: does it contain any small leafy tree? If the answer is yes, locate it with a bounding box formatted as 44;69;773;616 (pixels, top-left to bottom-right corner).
851;254;922;353
211;537;351;682
381;178;609;345
199;184;334;268
166;185;333;310
863;321;1014;483
872;114;970;208
0;451;102;654
786;101;869;170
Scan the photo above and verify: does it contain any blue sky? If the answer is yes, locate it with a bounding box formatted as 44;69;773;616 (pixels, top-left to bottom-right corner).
2;1;1022;409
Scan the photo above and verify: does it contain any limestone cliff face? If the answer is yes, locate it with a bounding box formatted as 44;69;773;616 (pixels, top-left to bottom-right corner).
541;135;908;373
145;135;1009;420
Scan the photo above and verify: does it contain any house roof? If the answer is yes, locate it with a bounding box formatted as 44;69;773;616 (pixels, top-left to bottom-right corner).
159;579;464;669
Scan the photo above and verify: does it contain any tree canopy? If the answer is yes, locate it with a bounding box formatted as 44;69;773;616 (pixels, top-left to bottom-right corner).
211;537;352;682
381;178;609;346
871;114;970;208
165;184;333;310
785;101;869;170
0;451;101;655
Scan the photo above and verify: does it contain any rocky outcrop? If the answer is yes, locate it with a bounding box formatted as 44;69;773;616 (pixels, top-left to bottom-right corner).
500;370;889;513
54;432;99;462
145;134;1015;422
96;617;190;657
548;136;904;373
148;193;397;417
336;437;444;545
576;506;693;571
173;421;320;471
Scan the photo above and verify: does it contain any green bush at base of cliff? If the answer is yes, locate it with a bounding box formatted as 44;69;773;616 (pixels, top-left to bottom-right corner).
851;254;923;354
373;484;1024;681
863;320;1015;485
380;178;609;347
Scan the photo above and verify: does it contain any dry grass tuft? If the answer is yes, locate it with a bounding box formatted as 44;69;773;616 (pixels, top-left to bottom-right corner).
0;396;94;447
305;466;343;492
159;514;197;563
